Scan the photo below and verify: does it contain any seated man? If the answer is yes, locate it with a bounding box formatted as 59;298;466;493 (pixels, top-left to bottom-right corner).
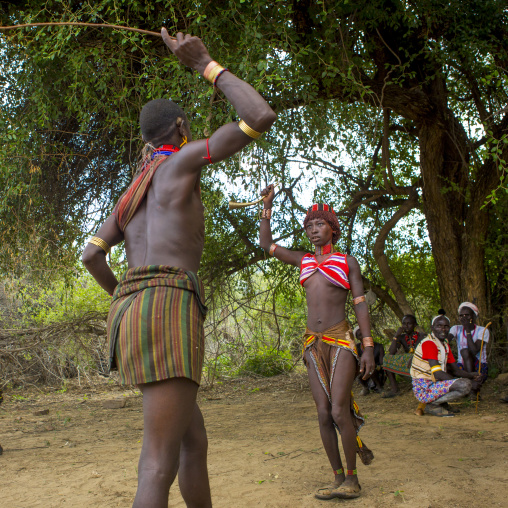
410;315;481;417
449;302;489;400
354;326;385;395
382;314;425;398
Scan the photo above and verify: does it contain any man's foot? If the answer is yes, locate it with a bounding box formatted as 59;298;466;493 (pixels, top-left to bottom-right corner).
424;404;454;417
360;386;370;396
315;475;345;500
442;402;460;413
382;390;399;399
414;402;426;416
372;386;383;394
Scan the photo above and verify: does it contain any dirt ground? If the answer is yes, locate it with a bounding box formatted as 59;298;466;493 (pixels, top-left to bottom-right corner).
1;372;508;508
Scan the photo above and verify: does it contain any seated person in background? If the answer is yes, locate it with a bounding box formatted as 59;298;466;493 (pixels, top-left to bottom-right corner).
410;314;481;417
449;302;489;400
382;314;425;398
354;326;385;395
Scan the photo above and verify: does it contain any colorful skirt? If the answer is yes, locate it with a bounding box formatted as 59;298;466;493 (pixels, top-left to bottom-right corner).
107;265;207;386
412;378;456;403
303;320;373;465
382;353;413;376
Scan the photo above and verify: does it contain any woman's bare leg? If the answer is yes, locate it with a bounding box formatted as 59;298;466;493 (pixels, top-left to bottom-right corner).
330;349;359;489
305;352;345;486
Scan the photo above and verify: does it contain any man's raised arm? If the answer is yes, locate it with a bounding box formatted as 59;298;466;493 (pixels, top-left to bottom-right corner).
162;30;277;163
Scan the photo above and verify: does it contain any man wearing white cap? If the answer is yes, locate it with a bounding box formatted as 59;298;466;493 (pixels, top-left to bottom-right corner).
411;315;481;416
449;302;490;399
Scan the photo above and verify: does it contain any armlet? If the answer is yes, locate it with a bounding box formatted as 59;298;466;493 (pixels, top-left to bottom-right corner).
88;236;111;254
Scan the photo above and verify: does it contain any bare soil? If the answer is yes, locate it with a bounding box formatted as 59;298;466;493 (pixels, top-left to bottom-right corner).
1;372;508;507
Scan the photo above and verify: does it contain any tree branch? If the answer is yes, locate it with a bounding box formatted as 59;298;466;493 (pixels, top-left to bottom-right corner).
372;191;419;315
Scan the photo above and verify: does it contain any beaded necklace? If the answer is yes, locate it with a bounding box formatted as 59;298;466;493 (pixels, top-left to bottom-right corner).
461;325;477;340
403;332;419;353
151;144;180;159
404;332;418;348
315;243;334;256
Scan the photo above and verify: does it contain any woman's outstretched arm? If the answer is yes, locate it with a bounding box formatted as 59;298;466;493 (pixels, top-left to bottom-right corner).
259;184;305;267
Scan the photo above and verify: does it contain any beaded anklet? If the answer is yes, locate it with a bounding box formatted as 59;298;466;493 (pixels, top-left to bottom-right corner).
346;469;357;476
333;468;344;475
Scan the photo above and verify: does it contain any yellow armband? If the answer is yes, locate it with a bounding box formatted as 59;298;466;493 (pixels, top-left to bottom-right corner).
88;236;111;254
238;120;262;139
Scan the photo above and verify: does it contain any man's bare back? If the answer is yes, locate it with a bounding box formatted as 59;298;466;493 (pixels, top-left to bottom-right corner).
124;158;205;272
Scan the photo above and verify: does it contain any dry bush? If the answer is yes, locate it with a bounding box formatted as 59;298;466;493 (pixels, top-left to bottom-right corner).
0;312;109;390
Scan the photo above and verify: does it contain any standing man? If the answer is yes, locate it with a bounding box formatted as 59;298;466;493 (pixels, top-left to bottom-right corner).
410;315;481;417
449;302;490;400
82;30;276;508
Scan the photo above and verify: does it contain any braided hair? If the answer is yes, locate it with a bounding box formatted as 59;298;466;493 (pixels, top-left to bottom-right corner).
303;204;341;244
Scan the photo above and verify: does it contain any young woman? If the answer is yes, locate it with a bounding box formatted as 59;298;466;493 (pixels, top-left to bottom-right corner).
259;185;375;500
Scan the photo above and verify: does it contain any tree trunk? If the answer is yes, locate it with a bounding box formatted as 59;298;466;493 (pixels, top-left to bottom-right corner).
418;81;499;320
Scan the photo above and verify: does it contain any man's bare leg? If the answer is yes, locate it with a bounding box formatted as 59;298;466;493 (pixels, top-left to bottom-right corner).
133;377;199;508
178;404;212;507
460;349;480;396
383;370;399;396
358;377;370;395
370;371;383;391
460;348;476;373
433;378;472;404
425;378;472;416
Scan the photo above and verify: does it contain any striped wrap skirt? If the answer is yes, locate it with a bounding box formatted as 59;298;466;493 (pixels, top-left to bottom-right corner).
302;320;374;465
107;265;207;386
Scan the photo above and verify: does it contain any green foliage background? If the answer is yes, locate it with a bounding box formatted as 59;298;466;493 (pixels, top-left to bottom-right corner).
0;0;506;385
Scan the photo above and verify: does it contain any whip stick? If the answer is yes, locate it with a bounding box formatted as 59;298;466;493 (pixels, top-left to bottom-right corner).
228;182;281;210
228;195;265;210
0;22;176;39
475;321;491;414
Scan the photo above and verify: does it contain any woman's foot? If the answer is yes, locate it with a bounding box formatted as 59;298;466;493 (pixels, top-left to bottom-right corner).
333;476;361;499
314;473;345;500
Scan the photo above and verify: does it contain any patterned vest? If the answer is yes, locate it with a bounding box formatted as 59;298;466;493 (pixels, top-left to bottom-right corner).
410;334;449;381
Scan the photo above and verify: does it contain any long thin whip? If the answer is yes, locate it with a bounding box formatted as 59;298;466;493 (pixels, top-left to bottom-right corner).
475;321;491;414
0;22;175;39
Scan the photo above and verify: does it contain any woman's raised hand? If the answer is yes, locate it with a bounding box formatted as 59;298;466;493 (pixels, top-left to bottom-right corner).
260;184;275;204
